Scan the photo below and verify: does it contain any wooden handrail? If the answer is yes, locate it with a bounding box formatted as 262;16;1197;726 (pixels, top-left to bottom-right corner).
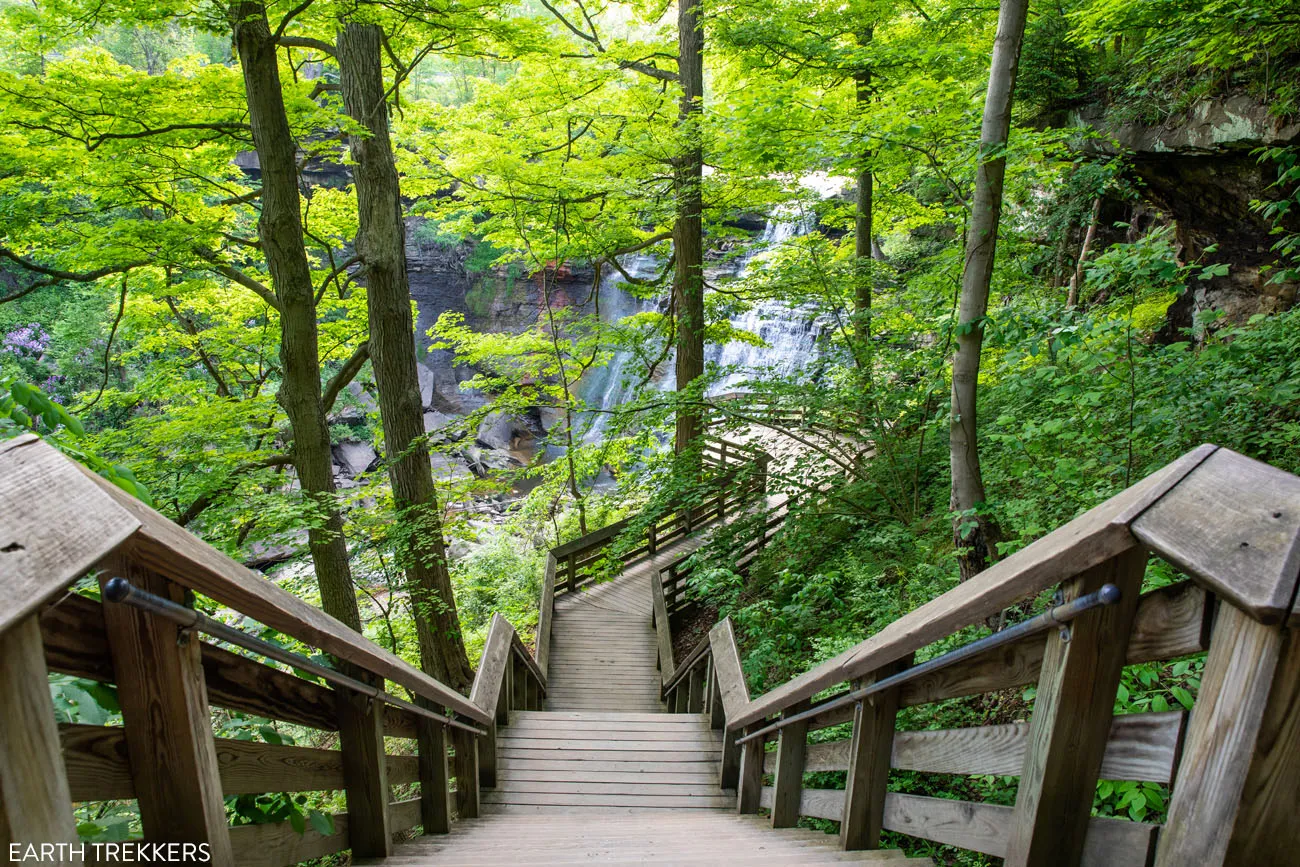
0;434;552;865
666;444;1300;867
0;437;489;725
729;444;1222;728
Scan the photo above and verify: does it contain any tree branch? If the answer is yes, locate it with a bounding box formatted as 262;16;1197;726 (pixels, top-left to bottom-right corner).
0;248;148;304
322;340;370;414
278;35;337;58
207;262;282;312
177;453;295;527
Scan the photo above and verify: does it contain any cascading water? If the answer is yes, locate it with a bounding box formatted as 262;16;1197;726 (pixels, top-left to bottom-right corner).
575;253;670;442
574;212;827;437
704;212;828;395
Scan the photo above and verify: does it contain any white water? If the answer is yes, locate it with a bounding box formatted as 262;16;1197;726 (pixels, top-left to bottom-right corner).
576;211;829;436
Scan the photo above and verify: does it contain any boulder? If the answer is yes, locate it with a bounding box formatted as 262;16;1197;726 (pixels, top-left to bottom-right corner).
416;362;435;408
476;411;533;451
333;441;378;477
429;452;473;483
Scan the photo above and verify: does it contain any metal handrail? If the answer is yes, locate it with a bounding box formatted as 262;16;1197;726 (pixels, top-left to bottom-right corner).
734;583;1123;745
103;577;486;736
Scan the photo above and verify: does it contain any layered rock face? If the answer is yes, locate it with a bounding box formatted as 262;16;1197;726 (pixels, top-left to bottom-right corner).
1080;95;1300;331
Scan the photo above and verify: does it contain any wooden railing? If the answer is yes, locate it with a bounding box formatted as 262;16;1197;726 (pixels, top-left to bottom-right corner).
657;498;789;620
535;435;769;679
0;434;545;867
651;443;1300;867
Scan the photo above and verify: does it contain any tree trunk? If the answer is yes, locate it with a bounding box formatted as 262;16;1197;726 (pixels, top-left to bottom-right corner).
673;0;705;456
949;0;1029;581
1066;195;1103;307
337;22;473;692
231;1;360;629
853;26;875;395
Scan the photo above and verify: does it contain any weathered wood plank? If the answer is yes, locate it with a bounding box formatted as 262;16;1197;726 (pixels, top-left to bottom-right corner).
770;699;810;828
76;463;489;725
766;712;1185;784
98;564;234;864
451;728;480;819
470;614;512;715
228;813;348;867
336;690;390;859
736;726;765;815
416;718;450;835
758;788;1159;866
708;618;751;723
1222;625;1300;864
536;555;556;676
841;655;910;850
58;725;418;801
732;444;1214;728
1155;605;1292;866
226;798;419;867
0;615;78;857
1132;447;1300;625
40;593;422;737
1005;547;1146;867
0;436;140;636
892;580;1211;712
652;571;675;691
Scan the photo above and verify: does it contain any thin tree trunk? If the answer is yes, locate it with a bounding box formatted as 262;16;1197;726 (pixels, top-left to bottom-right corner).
1066;195;1102;307
853;26;875;399
949;0;1029;581
231;1;360;629
673;0;705;456
337;22;473;692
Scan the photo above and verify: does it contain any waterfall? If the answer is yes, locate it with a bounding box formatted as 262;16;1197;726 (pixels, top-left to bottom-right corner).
704;211;826;395
575;253;670;441
576;194;836;440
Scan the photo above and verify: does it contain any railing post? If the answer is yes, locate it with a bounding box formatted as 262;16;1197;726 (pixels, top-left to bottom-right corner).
479;717;498;790
770;699;811;828
648;522;657;555
450;728;480;819
97;563;235;865
708;662;726;729
720;727;741;790
0;615;78;857
512;656;528;711
1154;605;1300;866
566;553;578;593
841;654;912;850
1004;547;1146;867
736;726;766;814
687;664;706;713
416;717;451;834
337;688;392;858
525;671;540;710
674;683;690;713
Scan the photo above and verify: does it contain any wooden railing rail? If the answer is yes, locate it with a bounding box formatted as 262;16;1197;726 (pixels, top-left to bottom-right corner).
536;437;771;664
671;443;1300;867
657;499;789;620
0;434;543;867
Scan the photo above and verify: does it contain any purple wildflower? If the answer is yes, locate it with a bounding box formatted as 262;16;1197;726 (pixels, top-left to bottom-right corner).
3;323;50;357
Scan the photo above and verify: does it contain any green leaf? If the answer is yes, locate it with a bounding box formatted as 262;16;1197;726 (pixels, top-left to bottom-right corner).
308;809;335;836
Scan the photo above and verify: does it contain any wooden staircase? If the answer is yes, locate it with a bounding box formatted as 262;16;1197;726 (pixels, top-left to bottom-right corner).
6;434;1300;867
384;532;928;863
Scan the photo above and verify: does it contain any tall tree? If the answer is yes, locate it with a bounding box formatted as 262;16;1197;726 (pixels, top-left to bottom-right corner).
230;1;363;627
336;20;474;691
673;0;706;455
949;0;1030;580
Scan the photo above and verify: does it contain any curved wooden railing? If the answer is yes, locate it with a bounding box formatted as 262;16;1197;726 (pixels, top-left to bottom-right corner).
652;443;1300;867
535;435;769;678
0;434;545;867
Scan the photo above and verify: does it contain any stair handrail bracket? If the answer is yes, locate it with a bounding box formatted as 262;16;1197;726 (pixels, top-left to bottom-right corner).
668;442;1300;867
0;434;546;867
